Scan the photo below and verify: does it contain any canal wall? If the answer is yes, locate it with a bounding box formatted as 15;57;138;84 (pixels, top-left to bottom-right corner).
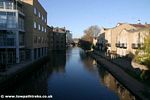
89;51;150;100
0;56;49;92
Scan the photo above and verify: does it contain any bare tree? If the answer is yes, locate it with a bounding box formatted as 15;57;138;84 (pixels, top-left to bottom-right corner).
82;25;100;43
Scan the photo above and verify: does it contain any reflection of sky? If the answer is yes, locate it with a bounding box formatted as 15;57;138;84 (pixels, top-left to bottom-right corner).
2;47;127;99
48;47;119;100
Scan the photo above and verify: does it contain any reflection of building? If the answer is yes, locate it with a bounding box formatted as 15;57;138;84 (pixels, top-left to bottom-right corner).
47;26;67;51
22;0;48;60
79;50;97;73
0;0;25;65
97;65;136;100
48;51;66;73
12;63;50;95
66;47;72;61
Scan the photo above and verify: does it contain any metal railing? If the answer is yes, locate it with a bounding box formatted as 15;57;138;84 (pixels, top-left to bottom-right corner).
132;43;144;49
116;43;127;49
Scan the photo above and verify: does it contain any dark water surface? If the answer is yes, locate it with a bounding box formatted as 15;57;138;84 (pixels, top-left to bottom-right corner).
2;47;136;100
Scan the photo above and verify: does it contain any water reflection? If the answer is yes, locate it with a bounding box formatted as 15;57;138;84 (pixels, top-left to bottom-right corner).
80;50;98;74
48;51;66;73
0;47;136;100
2;63;50;95
48;48;119;100
97;64;136;100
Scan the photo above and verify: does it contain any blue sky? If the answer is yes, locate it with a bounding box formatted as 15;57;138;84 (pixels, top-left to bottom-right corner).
39;0;150;38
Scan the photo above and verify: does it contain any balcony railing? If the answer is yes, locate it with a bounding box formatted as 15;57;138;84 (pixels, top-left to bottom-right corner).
120;43;127;49
0;36;15;47
116;43;127;49
132;43;144;49
115;43;120;47
0;1;24;13
106;43;111;47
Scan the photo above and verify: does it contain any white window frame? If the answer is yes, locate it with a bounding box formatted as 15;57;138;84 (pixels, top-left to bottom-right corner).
45;28;47;33
45;18;47;23
42;26;44;32
38;11;41;18
34;21;37;29
34;7;37;15
42;15;44;20
38;24;41;31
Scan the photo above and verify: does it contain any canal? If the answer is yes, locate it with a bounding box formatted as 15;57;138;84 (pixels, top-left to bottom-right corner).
2;47;136;100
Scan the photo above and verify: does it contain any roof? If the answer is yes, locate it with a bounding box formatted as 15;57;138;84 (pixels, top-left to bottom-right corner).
130;24;146;28
126;27;150;33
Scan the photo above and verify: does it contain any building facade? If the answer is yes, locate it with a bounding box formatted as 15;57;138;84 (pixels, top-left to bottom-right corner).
96;28;107;51
22;0;48;60
116;27;150;57
66;30;73;47
0;0;25;65
97;23;150;57
53;27;66;50
47;26;53;51
48;26;67;51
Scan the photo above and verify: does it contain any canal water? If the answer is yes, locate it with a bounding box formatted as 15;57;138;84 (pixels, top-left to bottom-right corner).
2;47;136;100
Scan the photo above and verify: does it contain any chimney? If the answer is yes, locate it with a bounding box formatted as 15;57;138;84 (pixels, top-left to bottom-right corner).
138;19;141;24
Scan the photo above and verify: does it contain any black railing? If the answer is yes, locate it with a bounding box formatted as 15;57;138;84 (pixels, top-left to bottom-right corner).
115;43;120;47
116;43;127;49
107;43;111;47
132;43;143;49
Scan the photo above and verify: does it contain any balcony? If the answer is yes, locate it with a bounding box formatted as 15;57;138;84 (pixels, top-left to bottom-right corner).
0;35;16;48
0;1;24;13
120;43;127;49
106;43;111;47
0;40;15;48
116;43;127;49
132;43;144;49
115;43;120;47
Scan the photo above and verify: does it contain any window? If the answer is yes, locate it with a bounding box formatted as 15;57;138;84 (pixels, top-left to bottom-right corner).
45;18;47;23
38;37;41;43
34;21;37;29
42;37;44;43
34;36;37;43
38;24;41;31
42;26;44;32
0;12;7;28
42;15;44;21
19;34;25;46
5;2;13;9
45;28;47;33
21;18;24;30
34;7;37;15
18;15;24;30
7;12;16;28
0;2;4;9
7;38;15;46
38;12;41;18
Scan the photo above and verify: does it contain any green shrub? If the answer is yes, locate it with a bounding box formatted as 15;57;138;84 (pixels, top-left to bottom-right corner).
134;33;150;69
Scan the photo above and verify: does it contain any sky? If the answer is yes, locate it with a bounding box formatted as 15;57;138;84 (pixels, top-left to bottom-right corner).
39;0;150;38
